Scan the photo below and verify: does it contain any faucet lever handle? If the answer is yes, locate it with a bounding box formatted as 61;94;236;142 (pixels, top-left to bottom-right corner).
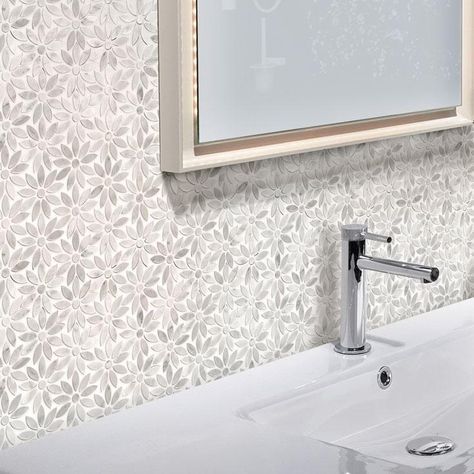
365;232;393;244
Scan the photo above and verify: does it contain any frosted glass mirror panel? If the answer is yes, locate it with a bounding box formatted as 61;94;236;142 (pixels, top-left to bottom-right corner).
197;0;462;144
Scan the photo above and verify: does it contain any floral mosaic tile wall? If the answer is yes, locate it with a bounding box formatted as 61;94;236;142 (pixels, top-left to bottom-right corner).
0;0;473;449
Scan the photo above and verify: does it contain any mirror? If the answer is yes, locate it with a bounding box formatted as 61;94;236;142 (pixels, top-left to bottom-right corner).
196;0;462;144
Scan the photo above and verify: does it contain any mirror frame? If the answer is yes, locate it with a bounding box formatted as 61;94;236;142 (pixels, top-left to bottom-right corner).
158;0;474;173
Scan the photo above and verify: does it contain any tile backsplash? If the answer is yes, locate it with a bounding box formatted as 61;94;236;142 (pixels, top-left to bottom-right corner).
0;0;473;448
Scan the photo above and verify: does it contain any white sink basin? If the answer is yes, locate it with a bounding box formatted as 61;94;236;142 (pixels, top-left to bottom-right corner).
242;313;474;470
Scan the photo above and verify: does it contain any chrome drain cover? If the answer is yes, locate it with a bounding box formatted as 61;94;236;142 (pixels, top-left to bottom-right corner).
406;436;456;456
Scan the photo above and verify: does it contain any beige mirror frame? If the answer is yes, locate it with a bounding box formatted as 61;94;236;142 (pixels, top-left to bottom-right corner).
159;0;474;173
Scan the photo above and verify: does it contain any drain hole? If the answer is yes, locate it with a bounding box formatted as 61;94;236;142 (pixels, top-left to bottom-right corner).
406;436;455;456
377;366;392;390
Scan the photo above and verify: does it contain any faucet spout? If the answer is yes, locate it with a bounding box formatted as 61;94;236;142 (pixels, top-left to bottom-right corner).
357;255;439;283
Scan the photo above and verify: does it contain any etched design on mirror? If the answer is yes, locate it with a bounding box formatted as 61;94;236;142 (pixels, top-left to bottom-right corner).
250;0;286;94
309;0;460;80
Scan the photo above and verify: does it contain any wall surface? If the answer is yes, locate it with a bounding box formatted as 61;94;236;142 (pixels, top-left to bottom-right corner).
0;0;472;448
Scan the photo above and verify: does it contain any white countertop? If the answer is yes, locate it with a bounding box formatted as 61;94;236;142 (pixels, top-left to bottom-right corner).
1;299;473;474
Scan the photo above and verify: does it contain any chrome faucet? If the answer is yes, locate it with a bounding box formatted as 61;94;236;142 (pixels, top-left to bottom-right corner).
335;224;439;355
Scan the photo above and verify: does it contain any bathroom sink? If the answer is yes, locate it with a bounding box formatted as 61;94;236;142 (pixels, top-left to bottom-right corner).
241;321;474;470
